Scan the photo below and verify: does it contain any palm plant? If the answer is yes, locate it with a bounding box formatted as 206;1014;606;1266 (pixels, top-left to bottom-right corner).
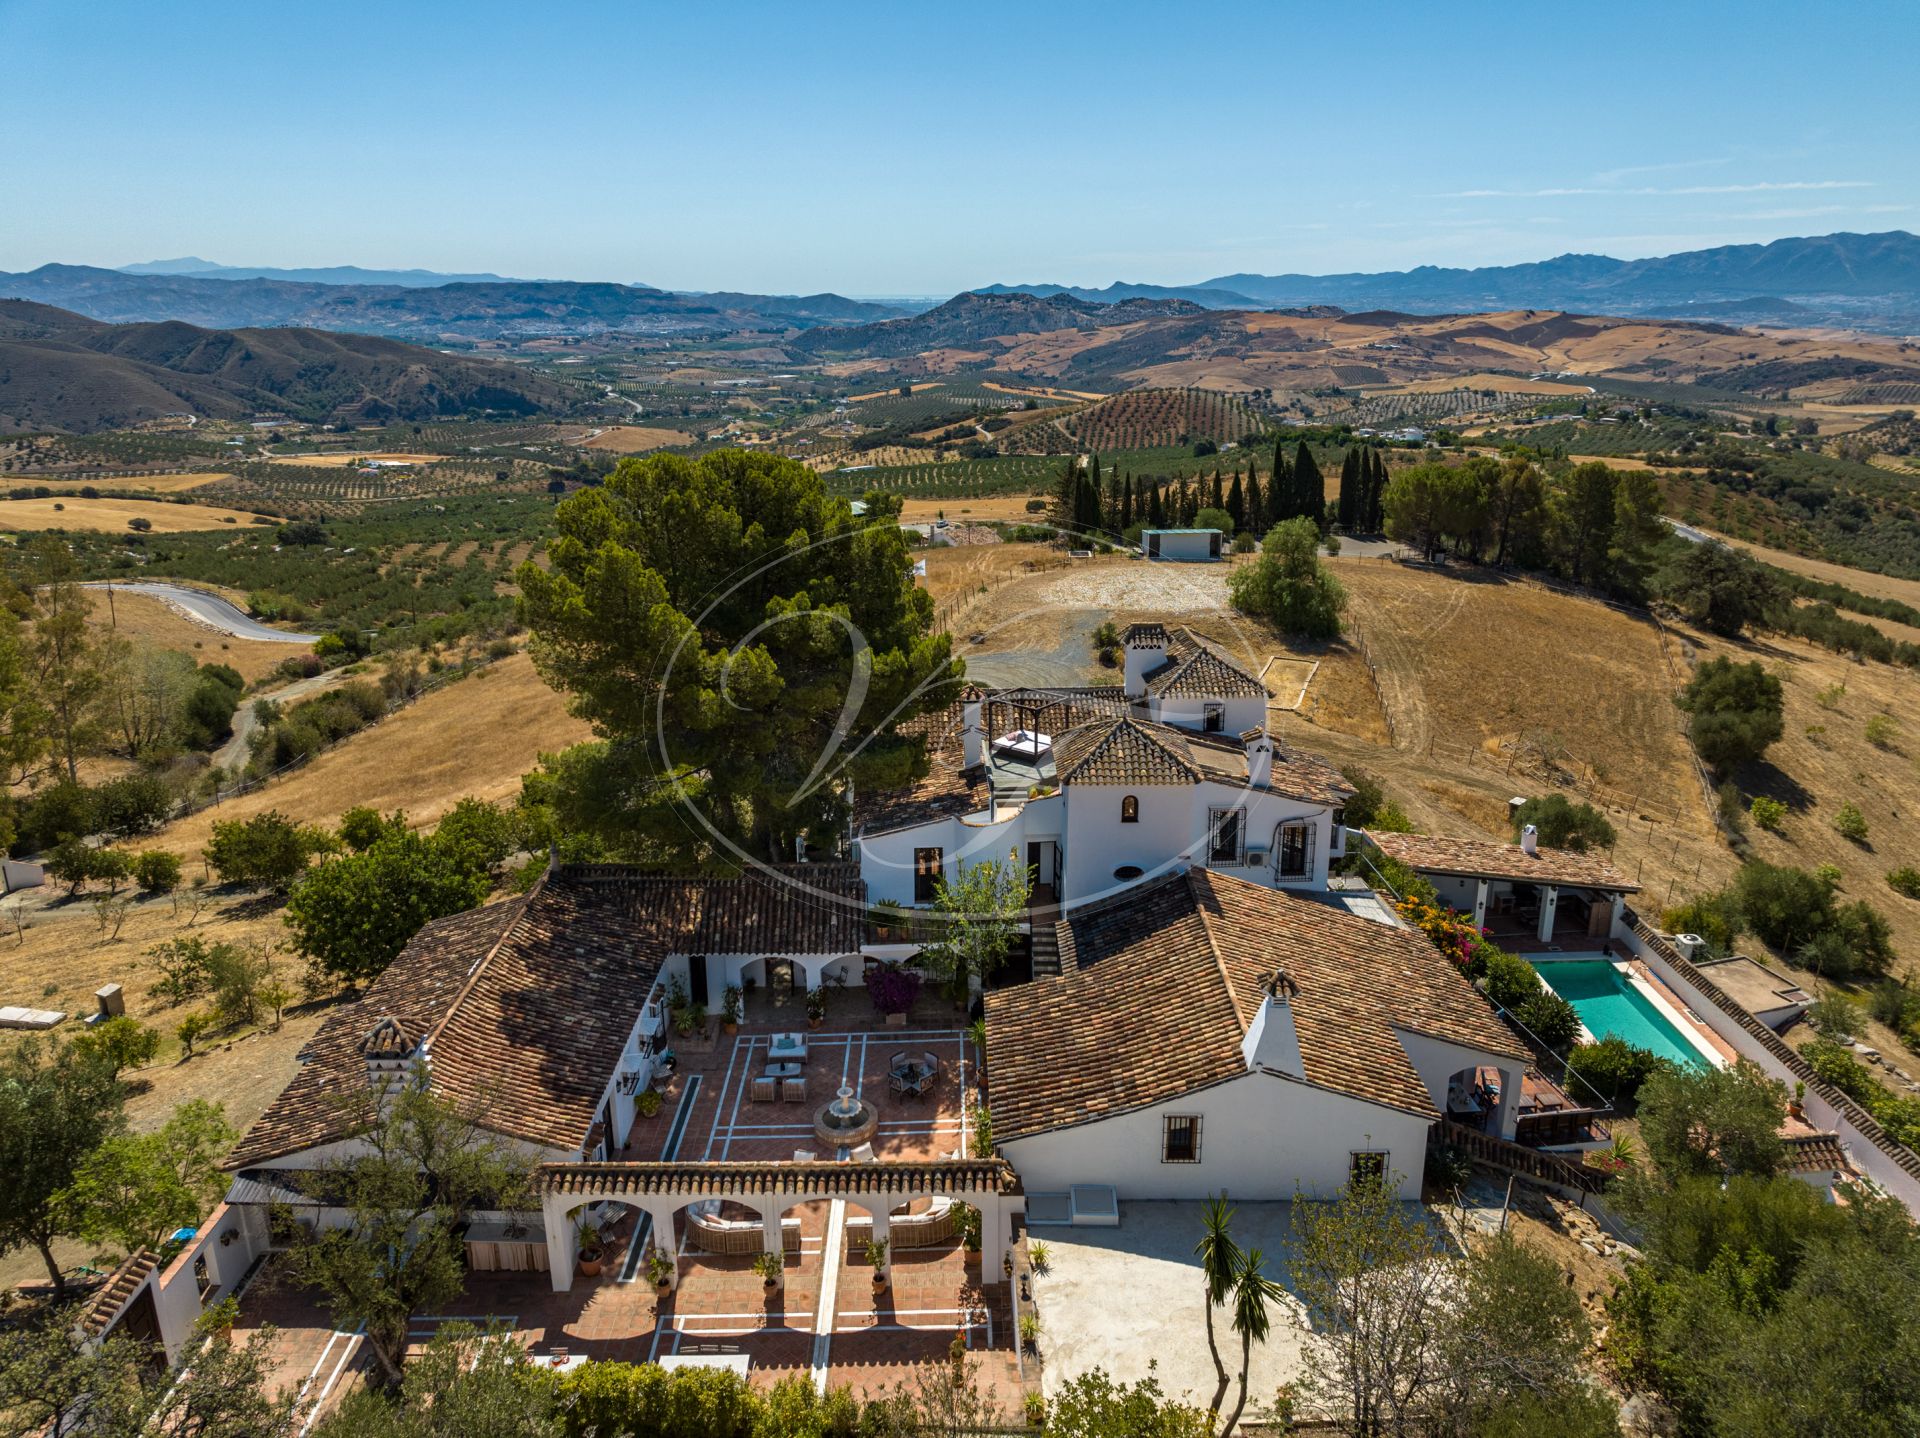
1195;1194;1244;1419
1222;1246;1283;1436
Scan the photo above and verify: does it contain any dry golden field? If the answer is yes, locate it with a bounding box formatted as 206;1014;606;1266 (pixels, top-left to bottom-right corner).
263;451;440;469
900;495;1043;524
11;471;230;493
84;590;308;683
572;425;695;454
149;653;592;859
0;496;274;532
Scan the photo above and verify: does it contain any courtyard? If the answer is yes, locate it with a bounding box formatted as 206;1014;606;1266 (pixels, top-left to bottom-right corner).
230;988;1025;1423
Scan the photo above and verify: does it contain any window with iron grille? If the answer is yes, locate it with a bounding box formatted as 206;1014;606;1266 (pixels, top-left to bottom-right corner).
1349;1151;1389;1187
913;847;943;902
1121;794;1139;823
1163;1114;1202;1163
1208;808;1243;864
1278;821;1315;879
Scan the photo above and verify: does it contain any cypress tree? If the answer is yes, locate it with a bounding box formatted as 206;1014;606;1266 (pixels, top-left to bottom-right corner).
1245;468;1264;538
1292;441;1324;527
1226;473;1245;534
1367;448;1388;532
1119;474;1134;530
1147;479;1166;529
1210;469;1225;512
1337;448;1360;532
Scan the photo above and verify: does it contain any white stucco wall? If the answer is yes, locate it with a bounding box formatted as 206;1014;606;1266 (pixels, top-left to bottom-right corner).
999;1072;1431;1201
1142;530;1221;561
1150;695;1267;737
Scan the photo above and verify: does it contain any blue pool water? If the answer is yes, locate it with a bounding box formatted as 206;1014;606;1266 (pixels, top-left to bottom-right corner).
1530;960;1706;1067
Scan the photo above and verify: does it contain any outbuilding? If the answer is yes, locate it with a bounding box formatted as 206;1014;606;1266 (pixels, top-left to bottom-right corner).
1140;528;1222;562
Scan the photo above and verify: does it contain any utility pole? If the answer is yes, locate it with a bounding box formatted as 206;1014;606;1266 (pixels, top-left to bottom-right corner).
104;580;116;629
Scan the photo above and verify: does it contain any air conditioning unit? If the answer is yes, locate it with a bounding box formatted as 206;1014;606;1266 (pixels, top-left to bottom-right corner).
1673;933;1706;960
1246;849;1269;866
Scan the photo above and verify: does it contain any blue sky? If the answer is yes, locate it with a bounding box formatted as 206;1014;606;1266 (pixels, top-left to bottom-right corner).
2;0;1914;295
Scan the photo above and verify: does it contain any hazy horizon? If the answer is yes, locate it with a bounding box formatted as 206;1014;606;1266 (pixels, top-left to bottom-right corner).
3;0;1914;294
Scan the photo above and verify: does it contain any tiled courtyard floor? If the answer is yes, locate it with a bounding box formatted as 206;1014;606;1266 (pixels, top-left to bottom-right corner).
233;990;1024;1422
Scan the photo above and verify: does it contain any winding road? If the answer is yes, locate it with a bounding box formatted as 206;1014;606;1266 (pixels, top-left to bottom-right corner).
84;582;322;644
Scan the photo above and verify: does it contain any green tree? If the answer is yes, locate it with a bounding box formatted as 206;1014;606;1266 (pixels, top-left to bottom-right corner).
0;1036;125;1291
1289;441;1324;526
1553;461;1616;586
1486;456;1547;566
516;450;956;865
1732;860;1836;955
99;635;198;758
920;850;1030;998
133;848;182;894
1046;1366;1212;1438
1636;1058;1786;1180
282;1084;534;1385
1222;1246;1283;1436
1228;517;1347;638
54;1099;237;1259
0;600;48;798
1675;656;1784;771
1336;447;1361;531
205;810;331;891
1511;793;1617;852
285;825;491;988
1659;542;1781;637
1606;466;1666;601
312;1324;561;1438
69;1014;159;1082
24;537;108;782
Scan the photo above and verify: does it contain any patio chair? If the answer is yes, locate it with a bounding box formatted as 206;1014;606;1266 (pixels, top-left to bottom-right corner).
749;1077;777;1103
888;1072;911;1097
889;1051;912;1075
782;1077;807;1103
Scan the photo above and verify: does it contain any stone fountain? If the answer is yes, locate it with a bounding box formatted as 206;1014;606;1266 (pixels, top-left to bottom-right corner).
814;1081;878;1150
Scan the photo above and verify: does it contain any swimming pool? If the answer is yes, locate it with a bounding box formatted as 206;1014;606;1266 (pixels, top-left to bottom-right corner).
1529;960;1709;1067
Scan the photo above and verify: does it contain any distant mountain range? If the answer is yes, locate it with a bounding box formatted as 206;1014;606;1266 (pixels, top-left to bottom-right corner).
0;266;907;341
0;300;580;433
982;231;1920;332
793;290;1207;359
118;257;525;287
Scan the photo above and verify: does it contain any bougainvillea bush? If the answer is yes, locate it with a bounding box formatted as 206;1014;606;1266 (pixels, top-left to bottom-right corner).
867;963;923;1016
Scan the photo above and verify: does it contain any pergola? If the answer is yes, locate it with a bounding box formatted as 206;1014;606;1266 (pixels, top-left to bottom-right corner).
536;1157;1023;1292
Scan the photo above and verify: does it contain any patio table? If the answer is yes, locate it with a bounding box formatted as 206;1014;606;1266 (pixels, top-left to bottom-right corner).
764;1061;801;1079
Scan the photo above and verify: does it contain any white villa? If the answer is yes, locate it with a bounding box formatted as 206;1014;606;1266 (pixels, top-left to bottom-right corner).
857;624;1354;920
94;610;1918;1365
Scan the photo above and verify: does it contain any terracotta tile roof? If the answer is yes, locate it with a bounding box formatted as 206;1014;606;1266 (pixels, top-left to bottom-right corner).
539;1157;1021;1200
228;865;866;1169
1363;829;1640;893
1055;716;1199;787
857;760;990;834
1144;628;1268;700
1184;732;1357;806
984;870;1528;1143
1783;1132;1850;1175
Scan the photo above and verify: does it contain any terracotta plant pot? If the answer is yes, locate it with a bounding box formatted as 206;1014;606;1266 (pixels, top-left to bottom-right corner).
579;1256;604;1277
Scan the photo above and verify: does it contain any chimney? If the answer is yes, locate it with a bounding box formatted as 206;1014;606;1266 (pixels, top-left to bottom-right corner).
360;1017;424;1100
1241;726;1273;789
1241;969;1305;1079
1122;623;1168;699
1520;823;1539;856
961;685;986;768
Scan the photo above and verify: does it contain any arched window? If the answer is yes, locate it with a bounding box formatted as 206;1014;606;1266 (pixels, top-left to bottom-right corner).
1121;794;1140;824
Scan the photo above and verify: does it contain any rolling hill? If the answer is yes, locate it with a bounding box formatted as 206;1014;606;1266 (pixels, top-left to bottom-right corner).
0;300;581;433
806;298;1920;398
0;266;906;340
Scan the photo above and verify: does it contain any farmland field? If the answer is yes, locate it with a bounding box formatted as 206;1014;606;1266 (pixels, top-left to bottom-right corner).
572;424;695;453
0;495;274;532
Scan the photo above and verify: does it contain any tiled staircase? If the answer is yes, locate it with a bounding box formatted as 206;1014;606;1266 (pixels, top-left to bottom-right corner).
81;1247;162;1335
1029;888;1062;978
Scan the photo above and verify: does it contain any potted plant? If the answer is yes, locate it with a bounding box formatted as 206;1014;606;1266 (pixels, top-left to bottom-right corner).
868;963;922;1028
1024;1392;1047;1428
1019;1311;1041;1354
577;1220;606;1277
1790;1080;1806;1121
752;1250;783;1291
635;1088;663;1120
721;985;743;1034
1028;1240;1051;1275
646;1248;675;1293
805;986;828;1030
869;900;908;943
866;1236;889;1291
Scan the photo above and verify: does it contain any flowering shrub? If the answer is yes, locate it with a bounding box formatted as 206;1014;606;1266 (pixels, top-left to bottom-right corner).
866;963;922;1016
1395;897;1495;974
